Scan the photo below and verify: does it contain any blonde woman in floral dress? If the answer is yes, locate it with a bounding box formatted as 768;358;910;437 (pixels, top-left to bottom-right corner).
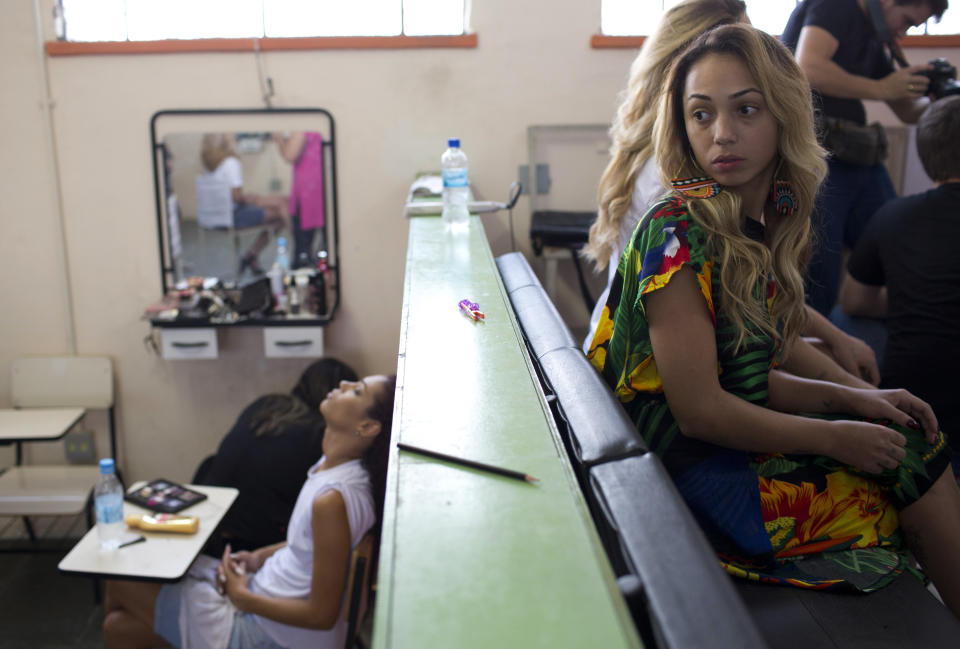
587;24;960;615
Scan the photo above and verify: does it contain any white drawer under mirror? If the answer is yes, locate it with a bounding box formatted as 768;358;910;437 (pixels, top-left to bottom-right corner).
161;328;218;360
263;326;324;358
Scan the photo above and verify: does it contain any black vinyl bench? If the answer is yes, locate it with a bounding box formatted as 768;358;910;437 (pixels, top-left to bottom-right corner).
496;251;960;649
497;251;765;649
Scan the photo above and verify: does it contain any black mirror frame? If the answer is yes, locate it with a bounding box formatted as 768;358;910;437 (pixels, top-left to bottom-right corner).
150;107;340;324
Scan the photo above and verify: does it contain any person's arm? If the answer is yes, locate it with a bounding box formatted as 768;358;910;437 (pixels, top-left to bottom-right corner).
766;369;937;442
842;216;889;318
886;95;931;124
645;267;918;473
223;157;249;205
274;132;307;164
782;334;875;389
839;275;888;318
229;541;287;574
221;489;352;630
801;305;880;386
794;26;931;110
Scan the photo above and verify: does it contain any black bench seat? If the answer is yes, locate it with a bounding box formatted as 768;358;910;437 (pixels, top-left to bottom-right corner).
737;576;959;649
496;250;960;649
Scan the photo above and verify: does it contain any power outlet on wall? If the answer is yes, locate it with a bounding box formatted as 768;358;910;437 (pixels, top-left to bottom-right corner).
64;430;96;464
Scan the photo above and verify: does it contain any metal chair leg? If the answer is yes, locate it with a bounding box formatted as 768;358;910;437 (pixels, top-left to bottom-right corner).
22;516;36;542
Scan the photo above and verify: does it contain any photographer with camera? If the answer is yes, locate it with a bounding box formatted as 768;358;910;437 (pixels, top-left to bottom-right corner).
782;0;948;317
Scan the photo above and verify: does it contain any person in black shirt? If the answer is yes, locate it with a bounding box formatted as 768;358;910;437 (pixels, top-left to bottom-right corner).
781;0;947;314
841;95;960;476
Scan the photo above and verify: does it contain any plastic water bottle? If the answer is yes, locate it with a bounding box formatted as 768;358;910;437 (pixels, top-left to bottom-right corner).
268;262;287;312
276;236;291;273
94;458;124;550
441;138;470;229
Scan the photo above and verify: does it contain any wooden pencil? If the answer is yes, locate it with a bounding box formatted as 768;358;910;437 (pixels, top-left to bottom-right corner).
397;442;539;483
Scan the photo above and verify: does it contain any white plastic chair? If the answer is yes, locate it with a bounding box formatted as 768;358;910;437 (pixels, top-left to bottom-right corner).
195;175;242;268
0;356;116;544
196;175;233;229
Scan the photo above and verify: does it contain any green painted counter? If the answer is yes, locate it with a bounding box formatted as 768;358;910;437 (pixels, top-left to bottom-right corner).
372;215;642;649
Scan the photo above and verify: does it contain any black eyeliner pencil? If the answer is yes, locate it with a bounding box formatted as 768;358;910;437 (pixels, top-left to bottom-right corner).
118;535;146;549
397;443;539;483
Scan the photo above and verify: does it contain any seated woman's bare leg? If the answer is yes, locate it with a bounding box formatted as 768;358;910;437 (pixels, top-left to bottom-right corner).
900;468;960;618
246;193;290;234
103;580;168;649
265;214;288;237
244;229;271;259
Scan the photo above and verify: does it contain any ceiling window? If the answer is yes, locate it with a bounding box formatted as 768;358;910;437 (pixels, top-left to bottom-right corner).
600;0;958;37
59;0;467;41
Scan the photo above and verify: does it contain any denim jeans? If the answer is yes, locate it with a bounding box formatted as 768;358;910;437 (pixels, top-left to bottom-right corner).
828;304;887;375
806;159;896;315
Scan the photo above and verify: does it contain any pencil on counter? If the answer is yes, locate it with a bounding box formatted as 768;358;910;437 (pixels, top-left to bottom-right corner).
397;442;539;484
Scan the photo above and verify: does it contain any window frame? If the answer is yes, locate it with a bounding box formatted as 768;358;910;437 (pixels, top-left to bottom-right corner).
45;34;477;56
48;0;476;55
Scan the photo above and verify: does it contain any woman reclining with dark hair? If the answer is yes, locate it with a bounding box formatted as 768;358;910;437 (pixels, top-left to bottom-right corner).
103;373;397;649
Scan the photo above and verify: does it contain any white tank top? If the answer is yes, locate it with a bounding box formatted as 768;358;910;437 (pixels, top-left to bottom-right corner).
251;457;375;649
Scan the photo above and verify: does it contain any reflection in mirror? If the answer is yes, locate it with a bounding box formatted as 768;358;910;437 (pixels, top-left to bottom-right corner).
152;109;339;323
166;130;325;282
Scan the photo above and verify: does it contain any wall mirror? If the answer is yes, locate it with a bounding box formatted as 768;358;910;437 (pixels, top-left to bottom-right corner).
151;108;339;323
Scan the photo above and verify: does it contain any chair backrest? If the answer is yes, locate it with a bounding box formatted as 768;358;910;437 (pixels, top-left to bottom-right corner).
11;356;113;409
495;252;578;360
195;175;234;229
496;251;540;293
343;532;376;649
537;347;646;467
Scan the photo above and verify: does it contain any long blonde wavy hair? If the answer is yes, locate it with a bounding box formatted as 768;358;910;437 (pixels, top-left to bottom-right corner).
584;0;747;270
653;24;827;351
201;133;237;173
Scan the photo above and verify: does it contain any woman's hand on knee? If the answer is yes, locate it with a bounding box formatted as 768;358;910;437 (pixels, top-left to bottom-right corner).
219;544;252;608
844;387;939;443
827;419;907;474
229;549;264;574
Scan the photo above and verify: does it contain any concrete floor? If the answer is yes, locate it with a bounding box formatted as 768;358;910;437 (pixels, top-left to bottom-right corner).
0;515;104;649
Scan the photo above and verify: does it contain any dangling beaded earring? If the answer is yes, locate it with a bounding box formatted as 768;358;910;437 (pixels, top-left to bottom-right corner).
771;180;797;216
670;175;723;199
770;159;798;217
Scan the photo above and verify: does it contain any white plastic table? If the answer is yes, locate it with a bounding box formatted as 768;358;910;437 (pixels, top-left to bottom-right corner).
58;482;238;582
0;408;85;442
0;407;93;516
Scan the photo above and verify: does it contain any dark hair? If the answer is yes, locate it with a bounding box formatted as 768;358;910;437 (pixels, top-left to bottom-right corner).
917;96;960;182
249;358;358;437
896;0;947;21
362;374;397;534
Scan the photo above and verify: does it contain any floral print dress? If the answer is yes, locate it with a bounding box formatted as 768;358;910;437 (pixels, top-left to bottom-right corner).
587;194;951;591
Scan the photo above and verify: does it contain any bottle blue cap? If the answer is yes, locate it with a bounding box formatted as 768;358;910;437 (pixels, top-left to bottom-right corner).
99;458;115;474
448;138;460;148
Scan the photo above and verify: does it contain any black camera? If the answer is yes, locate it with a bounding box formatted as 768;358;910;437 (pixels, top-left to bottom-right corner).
922;58;960;99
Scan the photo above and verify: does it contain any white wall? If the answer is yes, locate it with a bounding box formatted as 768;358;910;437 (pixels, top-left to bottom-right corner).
0;0;636;481
1;0;956;481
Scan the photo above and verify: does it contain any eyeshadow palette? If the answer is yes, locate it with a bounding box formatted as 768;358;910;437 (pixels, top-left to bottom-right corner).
124;479;208;514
